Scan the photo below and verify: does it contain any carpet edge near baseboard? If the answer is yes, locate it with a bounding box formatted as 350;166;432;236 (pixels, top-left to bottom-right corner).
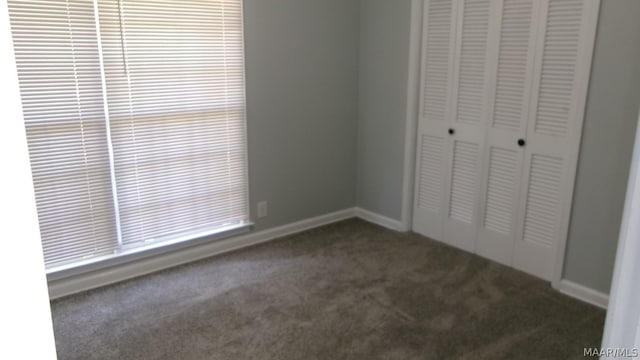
48;208;358;300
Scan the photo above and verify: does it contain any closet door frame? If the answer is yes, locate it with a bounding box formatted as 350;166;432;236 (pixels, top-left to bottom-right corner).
407;0;601;287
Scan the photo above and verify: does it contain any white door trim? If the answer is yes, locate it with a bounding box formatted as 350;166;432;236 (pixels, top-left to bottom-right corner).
401;0;424;232
601;104;640;353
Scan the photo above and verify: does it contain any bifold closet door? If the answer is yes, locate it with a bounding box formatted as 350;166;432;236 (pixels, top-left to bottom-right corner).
441;0;496;252
413;0;600;281
413;0;458;244
475;0;539;266
512;0;599;280
414;0;492;252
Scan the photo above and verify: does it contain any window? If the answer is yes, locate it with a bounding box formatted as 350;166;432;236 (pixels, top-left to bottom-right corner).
8;0;249;271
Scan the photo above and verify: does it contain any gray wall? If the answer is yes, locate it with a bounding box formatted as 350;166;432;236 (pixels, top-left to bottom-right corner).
241;0;639;293
563;0;640;293
356;0;640;293
244;0;360;231
357;0;412;220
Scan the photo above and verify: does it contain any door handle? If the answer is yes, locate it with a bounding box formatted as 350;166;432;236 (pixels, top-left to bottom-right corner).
448;128;455;135
518;139;526;147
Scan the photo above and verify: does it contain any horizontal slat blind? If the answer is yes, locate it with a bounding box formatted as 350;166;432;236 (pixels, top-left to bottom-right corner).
8;0;118;267
97;0;249;245
8;0;249;269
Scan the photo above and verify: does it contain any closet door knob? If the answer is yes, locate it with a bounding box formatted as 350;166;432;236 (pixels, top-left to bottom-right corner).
518;139;526;147
448;128;455;135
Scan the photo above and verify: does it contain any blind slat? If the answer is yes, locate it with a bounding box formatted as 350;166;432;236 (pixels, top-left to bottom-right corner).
9;0;118;268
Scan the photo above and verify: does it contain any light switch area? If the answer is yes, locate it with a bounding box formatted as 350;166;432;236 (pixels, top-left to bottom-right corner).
257;201;268;218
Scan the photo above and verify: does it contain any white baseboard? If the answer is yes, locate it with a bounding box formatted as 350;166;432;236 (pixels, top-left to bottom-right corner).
53;206;603;311
48;208;356;300
354;207;408;232
557;279;609;309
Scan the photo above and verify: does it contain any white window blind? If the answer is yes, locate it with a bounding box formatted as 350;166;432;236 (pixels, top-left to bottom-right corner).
98;0;249;245
8;0;118;266
8;0;249;270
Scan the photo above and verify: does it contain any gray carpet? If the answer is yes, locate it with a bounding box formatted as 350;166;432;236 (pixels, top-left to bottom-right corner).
51;219;605;360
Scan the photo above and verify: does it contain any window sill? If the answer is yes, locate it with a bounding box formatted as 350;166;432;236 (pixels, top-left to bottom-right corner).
47;222;253;284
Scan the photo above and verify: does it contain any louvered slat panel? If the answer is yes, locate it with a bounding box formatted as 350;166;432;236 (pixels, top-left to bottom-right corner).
522;155;563;247
418;135;445;212
456;0;490;125
484;148;518;235
8;0;118;268
449;141;479;224
422;0;454;122
534;0;583;136
492;0;533;131
98;0;249;245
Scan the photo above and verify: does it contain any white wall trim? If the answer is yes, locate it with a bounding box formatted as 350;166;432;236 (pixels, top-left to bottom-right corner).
355;207;408;232
48;200;612;313
49;208;356;299
558;279;609;309
400;0;424;232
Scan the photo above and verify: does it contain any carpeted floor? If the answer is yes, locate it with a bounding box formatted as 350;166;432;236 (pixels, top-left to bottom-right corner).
51;219;605;360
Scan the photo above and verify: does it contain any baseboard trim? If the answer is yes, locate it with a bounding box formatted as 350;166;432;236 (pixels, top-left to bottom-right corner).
48;208;357;300
51;207;602;309
557;279;609;309
354;207;408;232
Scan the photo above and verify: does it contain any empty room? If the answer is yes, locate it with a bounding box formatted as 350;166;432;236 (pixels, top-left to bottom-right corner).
1;0;640;359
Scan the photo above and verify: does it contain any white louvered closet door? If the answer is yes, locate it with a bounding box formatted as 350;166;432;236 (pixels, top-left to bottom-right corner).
413;0;599;281
413;0;493;252
413;0;458;243
475;0;539;266
512;0;599;280
440;0;494;252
